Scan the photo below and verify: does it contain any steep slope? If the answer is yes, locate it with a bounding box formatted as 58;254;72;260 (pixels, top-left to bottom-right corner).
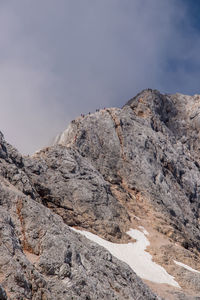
51;89;200;299
0;132;158;299
1;89;200;299
24;145;130;242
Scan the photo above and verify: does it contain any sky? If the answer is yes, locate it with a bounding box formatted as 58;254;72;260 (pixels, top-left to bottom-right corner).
0;0;200;154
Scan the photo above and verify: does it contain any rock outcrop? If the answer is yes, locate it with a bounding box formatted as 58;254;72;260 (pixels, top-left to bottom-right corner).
1;89;200;299
0;132;158;299
24;146;130;242
53;89;200;298
55;90;200;250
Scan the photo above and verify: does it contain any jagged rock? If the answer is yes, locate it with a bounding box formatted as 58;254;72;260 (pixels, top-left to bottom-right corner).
53;89;200;298
0;285;7;300
0;132;38;200
55;90;200;252
1;89;200;299
23;146;131;241
0;177;158;299
0;132;158;299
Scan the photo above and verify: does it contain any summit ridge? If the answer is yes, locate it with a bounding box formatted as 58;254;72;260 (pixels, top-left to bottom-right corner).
1;89;200;299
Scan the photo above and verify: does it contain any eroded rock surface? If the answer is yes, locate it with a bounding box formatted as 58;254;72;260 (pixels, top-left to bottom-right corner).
54;89;200;298
1;89;200;299
55;90;200;248
0;155;157;299
23;146;131;242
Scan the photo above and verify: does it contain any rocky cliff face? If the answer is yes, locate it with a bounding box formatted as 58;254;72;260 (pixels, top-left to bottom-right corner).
0;131;158;299
1;89;200;299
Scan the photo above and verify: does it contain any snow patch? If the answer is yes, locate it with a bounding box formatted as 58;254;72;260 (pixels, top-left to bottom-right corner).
138;226;149;235
174;260;200;274
72;227;180;288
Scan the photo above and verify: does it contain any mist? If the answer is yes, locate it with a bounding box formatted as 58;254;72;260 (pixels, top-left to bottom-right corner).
0;0;199;154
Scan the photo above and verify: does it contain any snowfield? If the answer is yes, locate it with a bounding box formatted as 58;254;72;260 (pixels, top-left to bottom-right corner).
72;227;180;287
174;260;200;274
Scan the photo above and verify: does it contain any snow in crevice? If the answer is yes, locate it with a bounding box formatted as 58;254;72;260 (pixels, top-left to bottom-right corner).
138;226;149;236
72;227;180;288
174;260;200;274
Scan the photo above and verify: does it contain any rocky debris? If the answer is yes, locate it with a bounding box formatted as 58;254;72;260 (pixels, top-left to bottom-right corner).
165;93;200;161
145;280;200;300
0;285;7;300
1;88;200;299
0;177;158;299
23;145;131;242
54;89;200;298
55;90;200;251
0;132;38;200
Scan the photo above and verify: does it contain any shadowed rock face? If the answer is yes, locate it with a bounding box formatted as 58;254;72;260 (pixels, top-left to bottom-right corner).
53;89;200;299
0;133;158;299
24;145;131;242
1;89;200;299
55;89;200;251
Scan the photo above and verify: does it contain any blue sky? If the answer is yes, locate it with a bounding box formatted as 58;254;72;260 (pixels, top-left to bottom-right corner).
0;0;200;153
181;0;200;30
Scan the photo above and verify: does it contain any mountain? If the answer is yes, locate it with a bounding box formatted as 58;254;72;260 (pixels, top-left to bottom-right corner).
0;89;200;299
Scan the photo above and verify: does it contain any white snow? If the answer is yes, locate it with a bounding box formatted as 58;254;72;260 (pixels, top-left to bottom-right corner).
72;227;180;287
138;226;149;235
174;260;200;274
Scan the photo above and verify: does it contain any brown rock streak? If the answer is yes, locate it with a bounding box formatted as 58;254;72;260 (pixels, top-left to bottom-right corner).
16;197;32;253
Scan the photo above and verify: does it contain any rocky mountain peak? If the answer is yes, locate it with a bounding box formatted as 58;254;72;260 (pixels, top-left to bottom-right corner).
1;90;200;299
124;88;177;125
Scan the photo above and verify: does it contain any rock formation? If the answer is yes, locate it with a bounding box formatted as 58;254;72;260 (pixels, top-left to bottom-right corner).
1;89;200;299
0;131;158;299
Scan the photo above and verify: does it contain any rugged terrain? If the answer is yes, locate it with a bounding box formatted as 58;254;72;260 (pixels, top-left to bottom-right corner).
1;89;200;299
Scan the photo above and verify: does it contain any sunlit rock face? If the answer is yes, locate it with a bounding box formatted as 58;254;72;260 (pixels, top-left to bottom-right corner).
0;136;157;299
1;89;200;299
53;89;200;299
55;89;200;252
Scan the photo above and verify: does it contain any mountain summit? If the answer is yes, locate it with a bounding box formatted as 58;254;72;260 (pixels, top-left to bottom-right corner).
0;89;200;299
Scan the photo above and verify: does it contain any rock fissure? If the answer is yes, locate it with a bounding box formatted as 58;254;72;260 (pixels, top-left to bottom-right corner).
16;197;32;253
2;89;200;299
106;109;127;162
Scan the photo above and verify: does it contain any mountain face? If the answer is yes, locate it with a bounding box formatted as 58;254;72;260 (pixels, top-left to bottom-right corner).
1;89;200;299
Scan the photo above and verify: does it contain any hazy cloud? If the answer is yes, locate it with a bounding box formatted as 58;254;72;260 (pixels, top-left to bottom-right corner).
0;0;199;153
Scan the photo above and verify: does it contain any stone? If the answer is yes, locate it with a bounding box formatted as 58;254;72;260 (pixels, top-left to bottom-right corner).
2;89;200;298
0;135;158;299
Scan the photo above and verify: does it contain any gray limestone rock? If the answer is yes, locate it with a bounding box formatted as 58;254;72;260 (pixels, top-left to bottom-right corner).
23;146;130;241
0;132;38;200
2;88;200;299
0;176;158;299
55;90;200;253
